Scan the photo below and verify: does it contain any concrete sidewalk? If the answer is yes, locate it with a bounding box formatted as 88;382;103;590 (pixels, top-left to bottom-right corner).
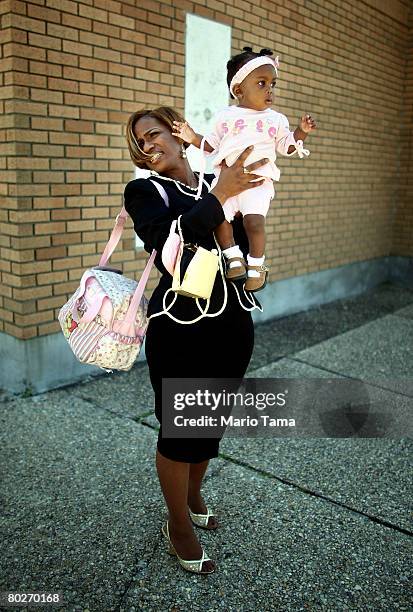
1;281;412;611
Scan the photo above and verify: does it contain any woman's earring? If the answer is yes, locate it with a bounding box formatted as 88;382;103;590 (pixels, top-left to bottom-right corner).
180;144;187;159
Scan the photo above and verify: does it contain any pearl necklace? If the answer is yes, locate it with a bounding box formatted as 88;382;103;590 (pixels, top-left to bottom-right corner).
149;170;210;198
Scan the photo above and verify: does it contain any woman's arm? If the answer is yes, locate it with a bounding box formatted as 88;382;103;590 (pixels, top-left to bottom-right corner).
124;179;225;252
124;148;272;252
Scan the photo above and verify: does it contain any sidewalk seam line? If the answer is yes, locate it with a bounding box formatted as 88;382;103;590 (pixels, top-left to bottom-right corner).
218;452;413;538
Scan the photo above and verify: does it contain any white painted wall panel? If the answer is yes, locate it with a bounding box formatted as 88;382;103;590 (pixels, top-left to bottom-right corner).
134;14;231;249
184;13;231;172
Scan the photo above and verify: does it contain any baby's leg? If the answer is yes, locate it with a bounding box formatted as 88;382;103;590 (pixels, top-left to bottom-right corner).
243;214;266;257
237;179;274;292
243;214;267;291
216;217;247;280
212;179;247;280
214;219;235;249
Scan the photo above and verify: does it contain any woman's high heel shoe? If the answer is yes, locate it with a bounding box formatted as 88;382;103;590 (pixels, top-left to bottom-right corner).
161;521;216;575
188;506;218;530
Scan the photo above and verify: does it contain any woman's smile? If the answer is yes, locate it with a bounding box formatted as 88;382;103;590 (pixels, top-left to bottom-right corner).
150;152;163;163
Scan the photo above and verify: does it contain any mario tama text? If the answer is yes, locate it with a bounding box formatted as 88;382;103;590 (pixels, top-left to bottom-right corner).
173;413;295;428
161;377;410;439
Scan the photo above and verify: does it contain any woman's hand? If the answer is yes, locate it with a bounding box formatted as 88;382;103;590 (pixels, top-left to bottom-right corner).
211;146;268;204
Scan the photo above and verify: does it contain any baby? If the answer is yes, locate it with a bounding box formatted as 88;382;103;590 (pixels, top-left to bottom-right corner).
173;47;317;292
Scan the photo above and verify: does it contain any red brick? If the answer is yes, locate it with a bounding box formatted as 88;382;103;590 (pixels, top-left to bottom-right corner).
61;12;92;31
79;56;107;72
53;255;82;270
48;104;79;118
12;14;47;34
47;23;79;42
80;108;108;121
36;245;66;260
31;89;64;103
46;0;78;16
52;233;81;246
29;32;61;50
93;19;120;38
47;50;78;67
50;184;81;196
37;270;67;285
64;93;94;107
108;13;134;29
27;4;61;23
110;38;134;54
63;40;93;57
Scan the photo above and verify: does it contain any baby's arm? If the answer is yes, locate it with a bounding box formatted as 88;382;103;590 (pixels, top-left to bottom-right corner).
172;120;215;153
288;114;316;154
275;113;316;157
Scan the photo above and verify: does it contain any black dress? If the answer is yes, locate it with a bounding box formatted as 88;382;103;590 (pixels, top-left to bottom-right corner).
124;173;259;463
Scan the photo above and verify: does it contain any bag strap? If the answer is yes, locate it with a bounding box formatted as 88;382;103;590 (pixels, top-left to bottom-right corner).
118;180;172;325
195;137;207;201
147;226;229;325
98;179;169;267
150;179;169;208
123;249;157;324
120;179;171;323
81;179;169;329
98;207;128;267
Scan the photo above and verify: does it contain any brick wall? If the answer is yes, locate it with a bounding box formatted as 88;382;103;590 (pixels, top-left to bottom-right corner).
393;1;412;255
0;0;411;342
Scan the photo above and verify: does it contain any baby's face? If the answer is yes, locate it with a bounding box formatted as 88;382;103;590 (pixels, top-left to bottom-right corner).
236;64;277;111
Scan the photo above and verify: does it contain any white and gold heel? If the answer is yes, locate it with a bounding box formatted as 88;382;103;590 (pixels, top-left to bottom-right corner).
161;521;215;575
188;506;217;530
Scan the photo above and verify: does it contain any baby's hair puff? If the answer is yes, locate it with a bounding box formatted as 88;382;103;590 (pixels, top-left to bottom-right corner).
227;46;275;99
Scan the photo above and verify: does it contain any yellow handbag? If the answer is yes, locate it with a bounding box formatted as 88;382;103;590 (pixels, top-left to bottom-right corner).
171;215;219;300
148;215;228;325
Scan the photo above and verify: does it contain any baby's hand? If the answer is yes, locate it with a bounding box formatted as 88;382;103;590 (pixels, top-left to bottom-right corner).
172;120;197;145
300;114;317;133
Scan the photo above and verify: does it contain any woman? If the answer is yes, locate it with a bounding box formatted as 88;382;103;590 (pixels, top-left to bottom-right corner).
124;106;268;575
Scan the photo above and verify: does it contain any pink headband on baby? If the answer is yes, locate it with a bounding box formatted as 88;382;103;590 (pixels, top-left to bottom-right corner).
229;55;280;97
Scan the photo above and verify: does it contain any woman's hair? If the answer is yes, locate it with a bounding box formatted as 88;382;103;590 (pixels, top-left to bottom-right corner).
227;46;274;99
126;106;190;168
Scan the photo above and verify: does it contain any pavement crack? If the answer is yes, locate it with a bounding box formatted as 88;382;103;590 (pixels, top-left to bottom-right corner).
70;392;155;422
114;531;162;611
218;452;413;537
287;358;413;399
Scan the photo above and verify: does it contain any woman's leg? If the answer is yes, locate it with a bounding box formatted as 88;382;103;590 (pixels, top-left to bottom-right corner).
188;459;218;529
156;449;215;571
